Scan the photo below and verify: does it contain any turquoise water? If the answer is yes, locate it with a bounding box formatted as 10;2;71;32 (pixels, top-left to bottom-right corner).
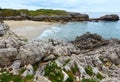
37;21;120;41
37;12;120;41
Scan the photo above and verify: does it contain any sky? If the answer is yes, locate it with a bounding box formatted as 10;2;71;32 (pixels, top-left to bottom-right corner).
0;0;120;12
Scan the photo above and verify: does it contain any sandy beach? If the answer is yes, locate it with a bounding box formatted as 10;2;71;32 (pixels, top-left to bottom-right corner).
4;20;58;40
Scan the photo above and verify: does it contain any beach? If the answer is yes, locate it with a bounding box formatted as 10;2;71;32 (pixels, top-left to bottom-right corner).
4;20;58;40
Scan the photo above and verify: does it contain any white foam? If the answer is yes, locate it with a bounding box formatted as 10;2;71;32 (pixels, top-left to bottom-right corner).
37;26;61;39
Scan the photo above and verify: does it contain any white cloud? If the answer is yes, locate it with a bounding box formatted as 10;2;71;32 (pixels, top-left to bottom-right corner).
0;0;120;12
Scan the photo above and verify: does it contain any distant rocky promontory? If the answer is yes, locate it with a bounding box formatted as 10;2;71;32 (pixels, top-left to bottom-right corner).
0;8;119;22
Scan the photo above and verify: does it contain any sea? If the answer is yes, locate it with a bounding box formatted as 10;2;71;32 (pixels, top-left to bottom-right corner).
37;12;120;41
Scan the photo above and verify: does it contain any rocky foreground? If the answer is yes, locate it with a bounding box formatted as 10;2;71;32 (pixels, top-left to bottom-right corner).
0;22;120;82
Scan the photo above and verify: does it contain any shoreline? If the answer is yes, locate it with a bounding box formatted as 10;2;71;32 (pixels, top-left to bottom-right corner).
4;20;59;40
0;22;120;82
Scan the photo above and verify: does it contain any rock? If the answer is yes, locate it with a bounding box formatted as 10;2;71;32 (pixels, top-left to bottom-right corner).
100;14;119;21
93;67;99;74
72;32;108;50
34;76;51;82
0;22;9;36
17;40;78;65
69;12;89;21
0;22;26;67
43;54;56;62
62;70;69;81
9;60;21;75
0;57;11;67
22;64;34;77
100;77;120;82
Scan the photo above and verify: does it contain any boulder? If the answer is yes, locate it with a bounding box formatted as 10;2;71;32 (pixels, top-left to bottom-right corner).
100;14;119;21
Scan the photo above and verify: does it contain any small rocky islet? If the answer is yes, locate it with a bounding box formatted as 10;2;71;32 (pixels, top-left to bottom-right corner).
0;19;120;82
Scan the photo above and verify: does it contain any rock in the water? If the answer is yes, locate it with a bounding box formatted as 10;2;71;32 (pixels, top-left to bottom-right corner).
100;14;119;21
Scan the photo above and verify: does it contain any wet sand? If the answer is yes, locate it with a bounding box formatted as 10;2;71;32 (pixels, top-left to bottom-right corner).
4;20;58;40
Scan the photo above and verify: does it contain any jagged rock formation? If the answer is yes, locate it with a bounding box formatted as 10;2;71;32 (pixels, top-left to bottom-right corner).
72;32;108;51
17;39;79;65
0;22;26;67
0;22;119;82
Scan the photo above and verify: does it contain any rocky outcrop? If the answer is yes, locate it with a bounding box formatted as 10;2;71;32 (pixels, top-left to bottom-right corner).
27;12;89;22
69;12;89;21
0;22;120;82
99;14;119;21
17;39;79;65
0;22;26;67
72;32;108;51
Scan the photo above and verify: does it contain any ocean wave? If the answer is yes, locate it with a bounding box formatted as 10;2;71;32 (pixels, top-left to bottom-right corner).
36;26;62;39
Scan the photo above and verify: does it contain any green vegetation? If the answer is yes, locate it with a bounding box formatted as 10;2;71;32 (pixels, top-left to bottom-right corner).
64;70;74;82
0;8;68;17
96;73;104;80
44;60;80;82
28;9;68;16
33;64;38;71
0;9;20;17
71;64;79;74
19;67;26;75
0;59;104;82
63;59;70;66
64;63;79;82
85;65;93;76
44;61;64;82
0;71;34;82
82;78;97;82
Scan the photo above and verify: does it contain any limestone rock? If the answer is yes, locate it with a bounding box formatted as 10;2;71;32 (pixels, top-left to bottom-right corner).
22;64;34;77
73;32;108;50
34;76;51;82
100;77;120;82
